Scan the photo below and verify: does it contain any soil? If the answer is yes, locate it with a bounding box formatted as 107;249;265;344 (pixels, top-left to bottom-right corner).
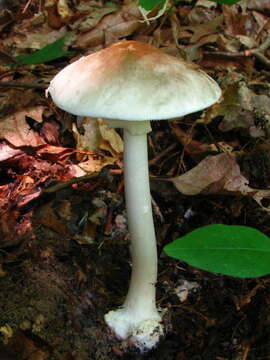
1;122;270;360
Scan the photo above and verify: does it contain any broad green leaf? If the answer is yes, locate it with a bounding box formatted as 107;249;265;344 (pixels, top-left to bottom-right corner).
138;0;166;11
16;35;70;65
164;224;270;278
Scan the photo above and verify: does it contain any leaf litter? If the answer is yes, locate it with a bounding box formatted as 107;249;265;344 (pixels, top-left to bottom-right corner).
0;0;270;359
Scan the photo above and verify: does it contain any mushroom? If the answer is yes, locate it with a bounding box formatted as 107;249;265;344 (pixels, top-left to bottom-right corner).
47;41;221;351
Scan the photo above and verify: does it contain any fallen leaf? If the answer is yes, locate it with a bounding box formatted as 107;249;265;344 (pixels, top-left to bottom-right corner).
8;330;49;360
76;2;142;47
0;143;23;161
223;4;248;37
174;280;200;303
98;119;123;154
236;34;257;49
73;117;102;152
0;107;46;147
0;264;7;277
181;15;223;43
171;153;252;195
171;152;270;212
247;0;270;12
0;88;39;118
78;156;117;173
0;210;32;247
41;120;60;145
206;82;270;137
0;324;13;344
188;0;218;26
73;117;122;172
57;0;73;20
3;23;67;50
71;6;117;33
0;9;13;33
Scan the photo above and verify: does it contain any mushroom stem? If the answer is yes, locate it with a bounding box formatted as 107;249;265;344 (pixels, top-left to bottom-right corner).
104;120;163;350
123;126;158;316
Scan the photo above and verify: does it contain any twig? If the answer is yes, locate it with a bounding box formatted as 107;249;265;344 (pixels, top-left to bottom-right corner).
252;51;270;69
204;37;270;69
258;34;270;51
22;0;34;13
149;143;178;166
0;81;47;89
43;173;99;193
204;50;245;57
0;50;20;64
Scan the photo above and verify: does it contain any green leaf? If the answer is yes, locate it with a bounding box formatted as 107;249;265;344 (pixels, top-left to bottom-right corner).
164;224;270;278
139;0;240;11
104;1;118;7
138;0;166;11
16;35;70;65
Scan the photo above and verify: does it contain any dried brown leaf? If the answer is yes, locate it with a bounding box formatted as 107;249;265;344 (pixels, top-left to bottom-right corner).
0;107;46;147
73;117;101;152
181;15;223;44
98;119;123;154
71;6;116;33
57;0;73;20
223;5;247;37
0;143;23;161
248;0;270;12
171;153;252;195
73;117;123;155
205;82;270;137
171;152;270;212
78;156;116;173
0;88;39;118
76;2;142;47
0;210;32;247
3;23;67;50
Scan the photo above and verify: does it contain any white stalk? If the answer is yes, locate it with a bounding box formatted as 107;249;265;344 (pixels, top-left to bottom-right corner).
105;120;163;350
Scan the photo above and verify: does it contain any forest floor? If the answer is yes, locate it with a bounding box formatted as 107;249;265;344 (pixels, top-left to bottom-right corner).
0;0;270;359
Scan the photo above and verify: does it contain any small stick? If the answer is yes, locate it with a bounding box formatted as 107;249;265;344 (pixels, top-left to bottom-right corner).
0;81;47;89
43;173;99;193
149;143;178;166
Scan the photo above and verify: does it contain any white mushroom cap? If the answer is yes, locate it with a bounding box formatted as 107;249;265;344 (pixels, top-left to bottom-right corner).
47;41;221;121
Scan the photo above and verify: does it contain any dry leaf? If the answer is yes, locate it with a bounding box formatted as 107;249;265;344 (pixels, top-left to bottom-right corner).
0;143;23;161
98;119;123;154
9;330;49;360
0;324;13;342
74;117;123;154
76;2;142;47
0;88;39;118
171;152;270;212
206;82;270;137
78;156;116;173
247;0;270;12
0;264;7;277
181;15;223;43
171;153;252;195
71;6;116;33
73;117;102;152
0;107;46;147
3;23;67;50
57;0;73;20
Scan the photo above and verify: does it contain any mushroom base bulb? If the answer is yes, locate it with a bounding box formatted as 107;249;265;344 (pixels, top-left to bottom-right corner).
105;308;163;351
